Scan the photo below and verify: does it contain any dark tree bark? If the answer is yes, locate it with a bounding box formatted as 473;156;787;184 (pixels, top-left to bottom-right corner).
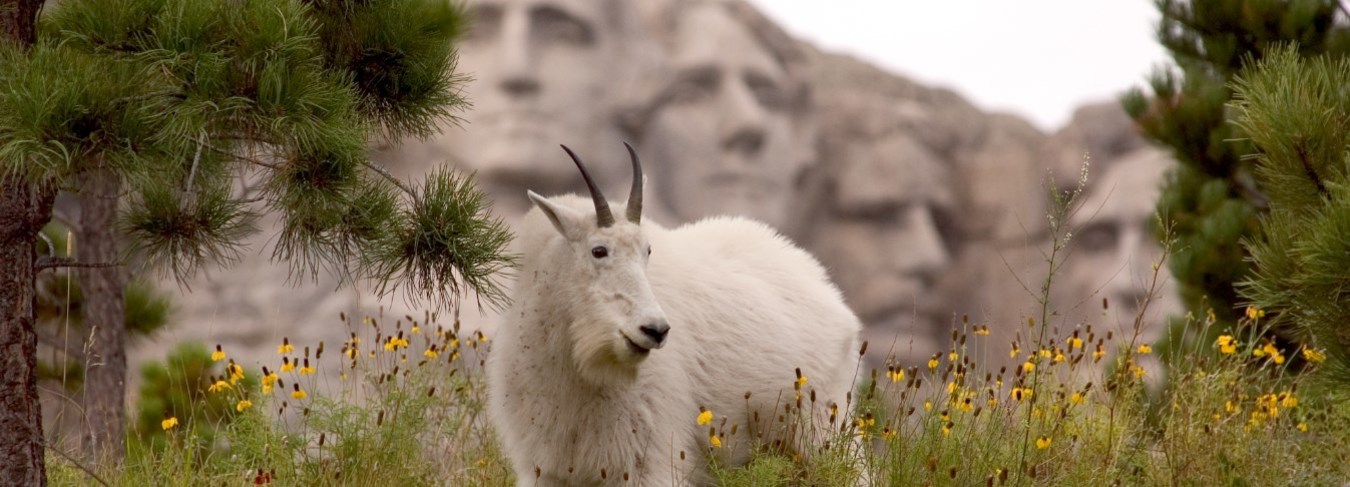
77;165;126;465
0;0;40;44
1;2;52;485
0;179;55;486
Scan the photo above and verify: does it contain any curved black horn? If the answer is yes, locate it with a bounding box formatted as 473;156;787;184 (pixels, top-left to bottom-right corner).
624;142;643;224
560;144;615;228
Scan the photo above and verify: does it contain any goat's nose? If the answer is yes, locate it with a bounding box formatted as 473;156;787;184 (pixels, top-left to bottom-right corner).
640;321;670;347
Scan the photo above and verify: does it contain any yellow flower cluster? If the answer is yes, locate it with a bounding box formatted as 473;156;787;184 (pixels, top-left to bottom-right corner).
1253;341;1285;365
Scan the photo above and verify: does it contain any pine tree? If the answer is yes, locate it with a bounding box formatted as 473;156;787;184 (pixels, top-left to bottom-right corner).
0;0;513;480
1231;46;1350;389
1121;0;1350;340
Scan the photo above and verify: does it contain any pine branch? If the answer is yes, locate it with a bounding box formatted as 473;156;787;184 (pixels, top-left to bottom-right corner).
1294;143;1330;198
361;159;416;198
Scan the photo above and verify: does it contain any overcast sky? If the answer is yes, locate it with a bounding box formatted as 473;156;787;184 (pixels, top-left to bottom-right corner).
746;0;1172;132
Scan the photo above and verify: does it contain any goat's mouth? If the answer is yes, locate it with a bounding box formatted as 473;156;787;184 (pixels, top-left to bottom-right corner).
622;335;652;355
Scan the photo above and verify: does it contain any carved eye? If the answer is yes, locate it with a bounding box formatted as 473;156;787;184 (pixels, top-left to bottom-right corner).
591;246;609;259
647;246;652;256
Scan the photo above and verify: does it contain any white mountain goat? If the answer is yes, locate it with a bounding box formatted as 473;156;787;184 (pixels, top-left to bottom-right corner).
487;144;864;485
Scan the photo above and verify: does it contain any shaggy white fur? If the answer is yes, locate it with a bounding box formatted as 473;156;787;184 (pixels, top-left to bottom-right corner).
487;191;862;486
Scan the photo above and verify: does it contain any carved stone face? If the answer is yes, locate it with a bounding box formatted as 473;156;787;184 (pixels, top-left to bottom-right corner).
381;0;630;216
813;133;956;334
1057;148;1181;336
642;3;805;227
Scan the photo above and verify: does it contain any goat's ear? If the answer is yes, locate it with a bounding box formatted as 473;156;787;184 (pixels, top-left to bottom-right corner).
528;191;585;239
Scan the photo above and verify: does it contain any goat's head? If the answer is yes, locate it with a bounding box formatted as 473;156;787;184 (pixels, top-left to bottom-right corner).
527;143;669;386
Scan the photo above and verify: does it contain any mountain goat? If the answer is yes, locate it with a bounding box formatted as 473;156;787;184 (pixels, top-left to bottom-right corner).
486;144;863;485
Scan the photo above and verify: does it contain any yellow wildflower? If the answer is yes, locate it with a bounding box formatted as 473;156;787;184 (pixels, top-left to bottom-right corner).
1279;392;1297;409
886;367;905;383
227;361;245;383
1245;306;1265;320
1053;351;1066;364
1038;348;1052;358
927;355;940;370
1217;335;1237;355
208;380;231;393
424;347;440;359
384;336;410;351
236;399;253;412
696;407;713;426
1066;337;1083;349
291;384;307;400
299;359;315;376
1070;392;1084;405
1302;347;1326;363
277;338;294;355
1225;400;1239;414
1010;387;1032;401
1297;422;1308;432
1036;436;1051;449
1009;343;1021;359
161;417;179;431
211;345;225;362
1022;361;1036;374
1137;344;1152;354
941;422;952;437
1093;345;1106;362
924;400;933;412
796;375;808;388
280;357;295;373
709;434;722;448
411;325;420;334
948;351;959;362
974;326;990;336
1132;365;1146;378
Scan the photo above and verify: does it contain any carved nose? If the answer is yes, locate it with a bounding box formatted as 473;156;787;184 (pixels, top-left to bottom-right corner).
640;321;669;347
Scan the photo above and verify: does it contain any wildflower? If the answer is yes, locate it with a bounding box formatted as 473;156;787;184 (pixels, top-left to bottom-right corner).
280;357;295;373
1010;388;1032;401
1009;343;1021;359
956;397;974;413
697;407;713;426
927;355;940;370
924;401;933;412
211;345;226;362
411;325;420;334
1279;392;1297;409
261;368;279;394
1245;306;1265;320
424;346;440;359
1137;344;1152;354
941;422;953;437
277;338;294;355
1066;337;1083;349
796;375;808;388
1022;361;1035;374
1036;436;1051;449
384;335;410;351
1052;350;1066;364
161;417;179;431
476;330;488;342
1225;400;1239;414
291;384;307;400
948;351;958;362
1131;365;1146;378
299;359;315;376
1216;335;1237;355
1092;345;1106;362
974;326;990;336
1070;392;1084;405
236;399;253;412
886;367;905;383
882;428;897;440
1297;422;1308;432
208;380;232;393
1302;347;1326;364
227;361;245;383
1038;348;1052;359
1256;343;1285;364
709;434;722;448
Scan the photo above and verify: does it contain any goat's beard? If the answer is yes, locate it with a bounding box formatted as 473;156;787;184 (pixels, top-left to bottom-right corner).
569;320;643;387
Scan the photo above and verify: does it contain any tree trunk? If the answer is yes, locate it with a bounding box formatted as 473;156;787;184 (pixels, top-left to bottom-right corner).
0;179;55;487
0;0;40;45
1;2;51;485
78;166;127;466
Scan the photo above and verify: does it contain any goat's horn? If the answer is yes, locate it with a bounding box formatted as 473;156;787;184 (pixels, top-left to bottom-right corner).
560;144;615;228
624;142;643;224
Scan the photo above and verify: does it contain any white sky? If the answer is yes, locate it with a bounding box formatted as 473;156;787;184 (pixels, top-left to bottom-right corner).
746;0;1172;132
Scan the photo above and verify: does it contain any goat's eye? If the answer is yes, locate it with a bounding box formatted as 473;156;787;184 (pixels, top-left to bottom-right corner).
591;246;609;259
